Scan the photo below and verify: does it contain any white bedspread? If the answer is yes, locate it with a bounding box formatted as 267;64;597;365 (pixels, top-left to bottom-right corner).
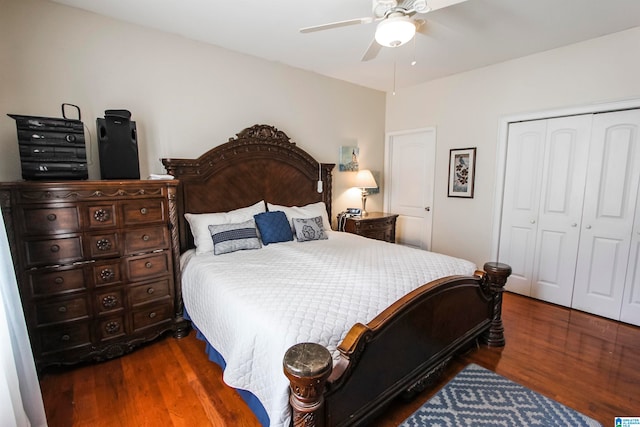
181;231;476;427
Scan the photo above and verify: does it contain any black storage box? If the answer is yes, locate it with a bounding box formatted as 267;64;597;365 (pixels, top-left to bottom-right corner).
8;113;88;180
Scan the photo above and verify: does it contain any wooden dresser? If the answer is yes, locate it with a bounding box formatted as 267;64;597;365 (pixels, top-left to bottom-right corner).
0;180;188;372
343;212;399;243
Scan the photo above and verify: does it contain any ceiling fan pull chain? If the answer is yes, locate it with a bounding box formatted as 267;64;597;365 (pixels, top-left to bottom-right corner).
411;34;417;66
392;56;397;95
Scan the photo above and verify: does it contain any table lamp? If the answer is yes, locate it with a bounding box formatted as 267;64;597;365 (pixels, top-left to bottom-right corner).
354;169;377;216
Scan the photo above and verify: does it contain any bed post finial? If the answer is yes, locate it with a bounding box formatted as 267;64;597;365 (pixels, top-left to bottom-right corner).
482;262;511;347
283;343;332;427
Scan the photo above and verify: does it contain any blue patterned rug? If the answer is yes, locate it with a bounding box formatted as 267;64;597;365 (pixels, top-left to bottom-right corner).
399;364;602;427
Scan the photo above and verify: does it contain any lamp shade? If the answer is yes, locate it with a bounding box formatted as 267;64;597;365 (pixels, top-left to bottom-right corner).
354;169;377;189
375;15;416;48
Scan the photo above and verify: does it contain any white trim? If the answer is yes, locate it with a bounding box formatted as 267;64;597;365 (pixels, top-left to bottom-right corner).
490;97;640;261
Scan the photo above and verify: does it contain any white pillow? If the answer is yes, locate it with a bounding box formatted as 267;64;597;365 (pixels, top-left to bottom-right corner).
185;200;265;254
267;201;331;231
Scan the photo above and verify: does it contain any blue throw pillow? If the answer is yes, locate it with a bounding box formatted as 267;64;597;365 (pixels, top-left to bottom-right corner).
254;211;293;245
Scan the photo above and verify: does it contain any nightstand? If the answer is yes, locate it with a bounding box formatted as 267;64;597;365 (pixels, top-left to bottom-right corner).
343;212;399;243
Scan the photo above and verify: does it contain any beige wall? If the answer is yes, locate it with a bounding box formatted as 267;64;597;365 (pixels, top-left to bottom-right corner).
0;0;386;220
386;26;640;266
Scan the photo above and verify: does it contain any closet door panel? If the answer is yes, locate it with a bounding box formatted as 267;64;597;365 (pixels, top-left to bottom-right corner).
621;179;640;326
621;234;640;325
531;116;591;305
573;109;640;319
499;121;546;295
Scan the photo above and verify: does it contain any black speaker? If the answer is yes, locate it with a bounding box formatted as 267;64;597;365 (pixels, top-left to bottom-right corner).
97;109;140;179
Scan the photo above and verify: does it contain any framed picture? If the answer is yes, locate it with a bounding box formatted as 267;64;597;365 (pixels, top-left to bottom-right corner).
339;146;359;172
448;147;476;198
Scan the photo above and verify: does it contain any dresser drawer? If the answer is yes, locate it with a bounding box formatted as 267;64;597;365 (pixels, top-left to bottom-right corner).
86;232;121;259
92;260;123;288
132;303;172;332
97;316;127;341
126;252;171;282
86;204;117;229
95;288;125;314
359;219;394;231
24;235;83;268
21;205;80;235
124;226;169;254
122;199;165;226
39;322;92;354
359;229;391;241
36;296;89;326
27;265;86;297
129;278;171;306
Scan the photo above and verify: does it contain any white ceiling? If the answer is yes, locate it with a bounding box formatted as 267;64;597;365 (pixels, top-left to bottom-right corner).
49;0;640;92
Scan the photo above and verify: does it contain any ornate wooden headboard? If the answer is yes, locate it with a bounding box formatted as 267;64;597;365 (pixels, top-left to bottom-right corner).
162;124;335;252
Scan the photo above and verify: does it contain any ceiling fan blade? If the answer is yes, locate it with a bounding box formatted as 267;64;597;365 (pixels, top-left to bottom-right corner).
300;17;374;33
361;39;382;62
414;18;428;35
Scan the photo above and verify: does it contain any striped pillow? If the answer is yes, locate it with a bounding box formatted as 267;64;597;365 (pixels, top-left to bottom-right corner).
208;219;262;255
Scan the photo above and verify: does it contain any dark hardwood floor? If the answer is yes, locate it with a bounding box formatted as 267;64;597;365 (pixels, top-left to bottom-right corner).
40;292;640;426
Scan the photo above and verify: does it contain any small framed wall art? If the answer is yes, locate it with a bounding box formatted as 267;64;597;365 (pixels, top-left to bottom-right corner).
448;147;476;198
339;146;359;172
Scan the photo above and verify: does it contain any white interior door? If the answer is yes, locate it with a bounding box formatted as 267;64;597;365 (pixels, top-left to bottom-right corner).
530;115;591;306
384;128;435;250
498;120;546;295
572;109;640;319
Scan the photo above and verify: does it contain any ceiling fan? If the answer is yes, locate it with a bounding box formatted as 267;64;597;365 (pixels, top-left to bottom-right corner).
300;0;465;61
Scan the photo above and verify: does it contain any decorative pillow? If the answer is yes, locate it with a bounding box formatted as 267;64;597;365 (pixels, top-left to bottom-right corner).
254;211;293;245
208;219;262;255
185;200;265;254
266;201;331;231
292;216;328;242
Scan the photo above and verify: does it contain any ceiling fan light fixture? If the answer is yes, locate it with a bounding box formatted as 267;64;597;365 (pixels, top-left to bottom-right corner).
375;15;416;47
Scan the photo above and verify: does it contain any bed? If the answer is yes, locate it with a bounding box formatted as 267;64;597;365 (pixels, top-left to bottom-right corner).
162;124;511;427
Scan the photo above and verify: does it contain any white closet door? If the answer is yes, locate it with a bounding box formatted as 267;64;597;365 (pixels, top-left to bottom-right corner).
572;109;640;319
499;120;546;295
530;115;591;306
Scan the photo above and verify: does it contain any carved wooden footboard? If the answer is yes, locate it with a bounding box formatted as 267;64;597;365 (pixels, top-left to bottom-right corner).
283;262;511;427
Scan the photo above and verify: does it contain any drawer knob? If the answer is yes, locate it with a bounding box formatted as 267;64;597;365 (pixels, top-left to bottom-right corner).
93;208;111;222
96;238;112;251
102;295;118;308
61;334;70;341
142;234;150;241
147;287;155;294
47;213;57;221
54;277;64;284
105;321;120;334
140;207;148;215
148;312;156;319
145;262;153;269
50;244;60;253
100;268;115;281
58;306;67;313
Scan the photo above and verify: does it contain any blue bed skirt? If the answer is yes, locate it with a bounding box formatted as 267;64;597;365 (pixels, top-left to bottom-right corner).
186;312;270;426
